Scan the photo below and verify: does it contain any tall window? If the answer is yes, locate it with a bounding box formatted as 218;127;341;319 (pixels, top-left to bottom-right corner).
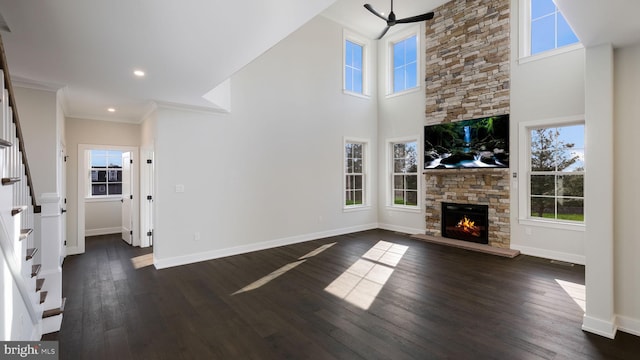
90;150;123;196
392;34;418;93
529;124;584;222
530;0;579;55
345;140;367;207
391;141;418;207
345;40;363;94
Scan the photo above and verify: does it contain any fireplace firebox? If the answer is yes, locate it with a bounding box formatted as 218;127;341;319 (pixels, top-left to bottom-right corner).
441;202;489;244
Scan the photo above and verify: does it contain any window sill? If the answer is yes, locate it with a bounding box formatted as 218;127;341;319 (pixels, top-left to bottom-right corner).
85;196;122;203
343;90;370;100
518;43;584;65
518;218;585;232
387;205;421;214
385;86;421;99
343;205;371;213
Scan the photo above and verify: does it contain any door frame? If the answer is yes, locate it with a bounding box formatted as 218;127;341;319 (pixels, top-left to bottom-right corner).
77;144;139;253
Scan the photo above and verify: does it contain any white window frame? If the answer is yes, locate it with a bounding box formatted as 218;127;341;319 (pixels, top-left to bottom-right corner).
518;0;582;63
343;137;370;211
343;29;371;98
385;25;421;97
87;149;124;198
518;115;585;231
387;136;421;212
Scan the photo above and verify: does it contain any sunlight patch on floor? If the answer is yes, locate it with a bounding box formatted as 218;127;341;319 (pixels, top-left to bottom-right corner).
325;240;409;310
131;253;154;269
555;279;586;312
233;242;336;295
299;242;336;259
233;260;306;295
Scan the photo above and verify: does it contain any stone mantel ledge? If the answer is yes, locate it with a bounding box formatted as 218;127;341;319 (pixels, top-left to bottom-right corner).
423;168;509;175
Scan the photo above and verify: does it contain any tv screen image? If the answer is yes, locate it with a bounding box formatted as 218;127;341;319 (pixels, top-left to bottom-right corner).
424;114;509;170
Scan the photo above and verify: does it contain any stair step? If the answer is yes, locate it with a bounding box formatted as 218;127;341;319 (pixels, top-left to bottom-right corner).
31;264;41;278
1;177;21;185
43;297;66;319
26;247;38;261
11;206;26;216
19;228;33;241
39;291;48;304
0;138;12;148
36;278;45;292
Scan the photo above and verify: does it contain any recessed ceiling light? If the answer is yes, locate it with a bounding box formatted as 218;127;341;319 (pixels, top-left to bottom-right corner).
107;108;116;112
133;69;145;77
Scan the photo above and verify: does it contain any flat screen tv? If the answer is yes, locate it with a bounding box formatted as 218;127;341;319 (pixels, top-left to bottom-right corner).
424;114;509;170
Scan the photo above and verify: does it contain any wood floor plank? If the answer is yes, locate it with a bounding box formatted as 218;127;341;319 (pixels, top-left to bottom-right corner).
44;230;640;359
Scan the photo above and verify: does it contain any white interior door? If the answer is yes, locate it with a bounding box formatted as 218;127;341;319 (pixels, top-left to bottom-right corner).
121;151;133;244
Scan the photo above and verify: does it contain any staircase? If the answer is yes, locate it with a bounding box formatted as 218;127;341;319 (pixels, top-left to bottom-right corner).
0;35;64;340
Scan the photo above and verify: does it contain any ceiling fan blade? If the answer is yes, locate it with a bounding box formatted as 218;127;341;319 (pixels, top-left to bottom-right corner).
364;4;388;21
377;26;391;40
396;12;435;24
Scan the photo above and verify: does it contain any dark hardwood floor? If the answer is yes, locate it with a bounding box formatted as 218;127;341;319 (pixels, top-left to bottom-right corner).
44;230;640;359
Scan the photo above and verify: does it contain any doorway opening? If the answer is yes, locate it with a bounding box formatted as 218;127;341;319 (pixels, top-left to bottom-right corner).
77;144;139;253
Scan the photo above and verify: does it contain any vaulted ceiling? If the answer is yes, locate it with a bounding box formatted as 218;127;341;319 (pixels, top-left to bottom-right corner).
0;0;638;124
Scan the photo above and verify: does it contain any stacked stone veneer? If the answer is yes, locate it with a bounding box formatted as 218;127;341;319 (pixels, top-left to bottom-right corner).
423;0;511;247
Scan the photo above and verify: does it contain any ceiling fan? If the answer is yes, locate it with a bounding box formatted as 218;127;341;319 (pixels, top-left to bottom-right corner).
364;0;435;39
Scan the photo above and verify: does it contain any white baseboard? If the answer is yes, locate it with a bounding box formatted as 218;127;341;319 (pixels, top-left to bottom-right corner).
617;315;640;337
154;223;379;269
85;227;120;237
65;246;83;256
582;314;617;339
510;244;585;265
378;223;424;236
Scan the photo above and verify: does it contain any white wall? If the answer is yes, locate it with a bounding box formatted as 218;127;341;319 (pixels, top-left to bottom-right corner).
508;0;586;264
85;199;121;236
613;44;640;335
153;16;378;268
65;117;140;250
13;86;58;196
376;25;428;235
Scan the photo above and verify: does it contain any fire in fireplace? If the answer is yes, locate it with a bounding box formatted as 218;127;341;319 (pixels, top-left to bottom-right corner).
441;202;489;244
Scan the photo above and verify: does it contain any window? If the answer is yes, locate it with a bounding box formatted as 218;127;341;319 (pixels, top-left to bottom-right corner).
391;140;418;207
89;150;123;196
391;34;418;94
528;0;579;56
529;124;584;222
344;140;367;207
345;40;363;94
343;30;369;96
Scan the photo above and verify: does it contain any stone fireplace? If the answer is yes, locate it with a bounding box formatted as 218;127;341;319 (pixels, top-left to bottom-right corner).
423;0;511;249
424;169;510;248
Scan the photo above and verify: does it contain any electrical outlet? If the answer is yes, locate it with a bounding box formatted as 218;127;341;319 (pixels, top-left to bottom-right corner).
175;184;185;193
194;232;200;241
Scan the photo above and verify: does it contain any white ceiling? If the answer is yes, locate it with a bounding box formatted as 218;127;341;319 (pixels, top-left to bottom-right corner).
555;0;640;49
0;0;638;124
0;0;337;123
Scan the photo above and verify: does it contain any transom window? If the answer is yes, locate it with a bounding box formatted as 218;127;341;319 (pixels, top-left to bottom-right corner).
392;34;418;93
345;40;363;94
343;30;369;97
391;141;418;207
345;141;367;207
529;0;579;55
529;124;584;222
89;150;123;196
